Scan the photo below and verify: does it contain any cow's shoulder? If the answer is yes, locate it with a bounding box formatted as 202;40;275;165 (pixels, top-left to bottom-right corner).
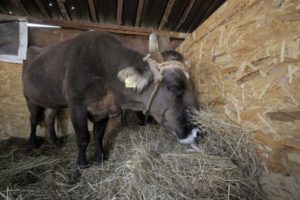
27;46;42;59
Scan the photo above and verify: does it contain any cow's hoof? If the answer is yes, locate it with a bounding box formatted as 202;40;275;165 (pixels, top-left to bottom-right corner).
28;136;44;149
95;153;108;165
28;141;39;149
73;163;88;182
77;159;89;170
72;168;83;183
50;136;66;147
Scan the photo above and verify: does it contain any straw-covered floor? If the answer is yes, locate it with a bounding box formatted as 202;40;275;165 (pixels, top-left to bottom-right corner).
0;111;263;199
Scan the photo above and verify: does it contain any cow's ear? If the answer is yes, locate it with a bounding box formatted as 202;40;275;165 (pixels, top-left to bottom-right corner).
117;67;151;93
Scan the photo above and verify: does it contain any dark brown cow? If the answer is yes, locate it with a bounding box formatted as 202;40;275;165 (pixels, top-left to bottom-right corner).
22;31;202;168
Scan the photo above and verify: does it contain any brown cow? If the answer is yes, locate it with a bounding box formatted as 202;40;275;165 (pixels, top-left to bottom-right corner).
22;31;203;168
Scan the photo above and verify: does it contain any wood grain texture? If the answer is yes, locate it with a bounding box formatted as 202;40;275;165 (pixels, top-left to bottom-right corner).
177;0;300;174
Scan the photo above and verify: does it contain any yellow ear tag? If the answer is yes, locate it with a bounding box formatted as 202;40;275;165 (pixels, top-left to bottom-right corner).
125;75;137;88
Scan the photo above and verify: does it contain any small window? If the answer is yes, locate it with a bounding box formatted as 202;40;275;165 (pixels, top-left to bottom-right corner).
0;17;28;64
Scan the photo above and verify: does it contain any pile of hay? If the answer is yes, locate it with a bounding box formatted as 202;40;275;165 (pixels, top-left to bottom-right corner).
0;111;263;199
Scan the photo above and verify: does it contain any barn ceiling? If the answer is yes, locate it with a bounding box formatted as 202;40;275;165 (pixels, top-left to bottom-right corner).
0;0;226;39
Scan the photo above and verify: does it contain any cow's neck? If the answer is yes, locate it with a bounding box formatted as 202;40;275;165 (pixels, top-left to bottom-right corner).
120;83;155;113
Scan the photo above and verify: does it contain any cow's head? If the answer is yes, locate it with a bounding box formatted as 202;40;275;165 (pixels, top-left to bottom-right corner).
118;33;203;151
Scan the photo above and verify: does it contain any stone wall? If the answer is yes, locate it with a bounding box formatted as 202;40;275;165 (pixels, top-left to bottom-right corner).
177;0;300;174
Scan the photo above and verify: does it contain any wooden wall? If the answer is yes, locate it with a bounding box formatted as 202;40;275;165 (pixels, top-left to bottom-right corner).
0;61;72;139
0;62;29;139
28;28;182;53
177;0;300;174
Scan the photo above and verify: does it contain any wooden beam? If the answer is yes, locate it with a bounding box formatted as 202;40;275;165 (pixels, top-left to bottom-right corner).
174;0;195;31
34;0;50;18
116;0;123;25
0;14;26;21
57;0;70;21
158;35;172;52
88;0;97;22
28;17;188;39
135;0;144;27
11;0;29;16
158;0;176;30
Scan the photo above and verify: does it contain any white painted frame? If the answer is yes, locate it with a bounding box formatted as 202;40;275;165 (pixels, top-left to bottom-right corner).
0;18;28;64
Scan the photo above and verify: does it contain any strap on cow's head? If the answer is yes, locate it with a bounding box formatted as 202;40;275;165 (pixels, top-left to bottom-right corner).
142;33;189;125
142;54;162;123
142;54;188;123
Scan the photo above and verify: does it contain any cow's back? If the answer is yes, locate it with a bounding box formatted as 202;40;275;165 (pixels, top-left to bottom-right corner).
22;34;87;107
22;31;143;108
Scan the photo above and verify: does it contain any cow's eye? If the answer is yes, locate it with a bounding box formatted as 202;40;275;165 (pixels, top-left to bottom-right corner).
167;84;183;96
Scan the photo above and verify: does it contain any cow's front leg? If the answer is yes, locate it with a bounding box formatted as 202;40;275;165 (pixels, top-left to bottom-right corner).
26;100;45;148
45;109;60;144
93;117;109;164
70;105;90;168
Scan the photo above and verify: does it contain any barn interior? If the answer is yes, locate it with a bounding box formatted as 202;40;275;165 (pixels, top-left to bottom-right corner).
0;0;300;199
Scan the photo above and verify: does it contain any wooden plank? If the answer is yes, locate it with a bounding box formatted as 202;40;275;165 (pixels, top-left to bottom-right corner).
177;0;300;152
174;0;195;31
34;0;50;18
116;0;123;25
88;0;97;22
0;14;25;21
158;35;171;51
135;0;144;27
236;70;260;85
28;16;188;39
267;111;300;122
57;0;71;21
284;138;300;150
221;66;238;75
158;0;176;30
252;131;283;149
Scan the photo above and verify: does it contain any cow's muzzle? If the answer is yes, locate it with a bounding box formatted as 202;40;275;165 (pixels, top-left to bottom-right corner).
177;128;204;152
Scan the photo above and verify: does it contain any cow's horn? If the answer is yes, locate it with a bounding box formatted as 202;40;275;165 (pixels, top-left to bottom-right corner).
149;33;164;63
